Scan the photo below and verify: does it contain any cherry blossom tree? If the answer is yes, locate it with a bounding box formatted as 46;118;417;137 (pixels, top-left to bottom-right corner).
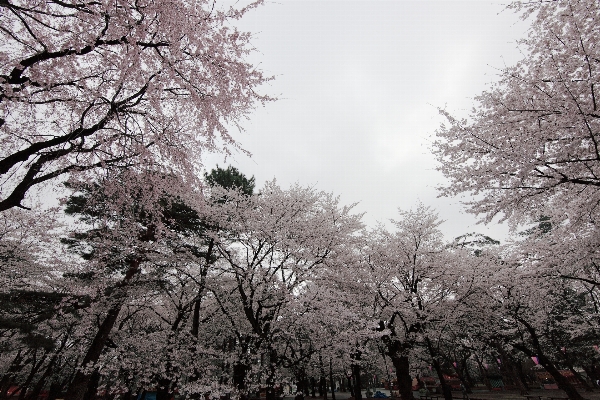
480;265;591;400
57;170;220;400
364;205;457;400
432;4;600;395
434;0;600;228
207;181;363;400
0;0;271;212
0;166;252;400
360;206;504;400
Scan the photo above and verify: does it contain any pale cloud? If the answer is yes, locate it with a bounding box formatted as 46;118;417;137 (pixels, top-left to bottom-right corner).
207;1;529;242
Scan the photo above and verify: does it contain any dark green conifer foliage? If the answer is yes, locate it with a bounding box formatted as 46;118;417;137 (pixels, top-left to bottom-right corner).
204;165;255;196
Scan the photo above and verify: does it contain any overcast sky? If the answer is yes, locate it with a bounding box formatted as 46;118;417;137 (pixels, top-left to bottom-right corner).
205;1;531;242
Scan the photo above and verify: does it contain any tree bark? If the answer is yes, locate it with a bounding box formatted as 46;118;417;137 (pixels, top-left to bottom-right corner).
511;342;585;400
18;351;48;400
47;382;62;400
25;352;60;400
390;356;414;400
0;350;25;400
82;371;100;400
495;347;528;395
265;349;278;400
65;258;141;400
352;363;362;400
329;358;336;400
233;363;248;391
431;359;452;400
474;359;492;391
537;354;585;400
156;378;171;400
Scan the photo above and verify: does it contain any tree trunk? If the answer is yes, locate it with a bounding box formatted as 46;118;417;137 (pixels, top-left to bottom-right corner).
233;362;248;391
352;363;362;400
0;350;26;400
156;378;171;400
329;358;336;400
66;258;141;400
537;354;585;400
474;359;492;391
25;355;57;400
65;302;123;400
390;356;414;400
568;365;593;392
18;351;48;400
191;238;212;338
431;359;452;400
511;319;585;400
582;365;600;388
27;333;71;400
512;343;585;400
495;347;528;395
83;371;100;400
453;363;472;395
265;349;278;400
319;355;327;400
47;382;62;400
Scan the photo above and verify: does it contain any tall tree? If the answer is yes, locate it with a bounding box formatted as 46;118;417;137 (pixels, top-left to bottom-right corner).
365;205;469;400
434;0;600;228
0;0;271;212
208;181;363;399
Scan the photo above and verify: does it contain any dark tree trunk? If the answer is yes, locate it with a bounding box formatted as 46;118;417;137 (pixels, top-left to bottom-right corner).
513;359;532;393
510;317;586;400
457;362;474;394
352;363;362;400
47;382;62;400
0;351;25;400
379;322;413;400
474;359;492;391
431;359;452;400
318;355;326;399
156;378;171;400
390;356;414;400
121;388;133;400
511;343;585;400
495;347;528;395
25;354;58;400
311;377;316;398
582;365;600;388
233;363;248;391
82;371;100;400
65;302;123;400
462;363;475;390
191;238;212;339
564;363;593;392
424;338;451;400
296;370;307;396
265;349;278;400
329;359;336;400
66;258;141;400
18;352;48;400
537;355;585;400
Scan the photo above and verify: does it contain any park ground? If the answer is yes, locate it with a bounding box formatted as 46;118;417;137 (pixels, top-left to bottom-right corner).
282;389;600;400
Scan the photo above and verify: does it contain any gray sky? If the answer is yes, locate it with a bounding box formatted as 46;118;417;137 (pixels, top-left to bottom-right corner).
205;1;530;242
